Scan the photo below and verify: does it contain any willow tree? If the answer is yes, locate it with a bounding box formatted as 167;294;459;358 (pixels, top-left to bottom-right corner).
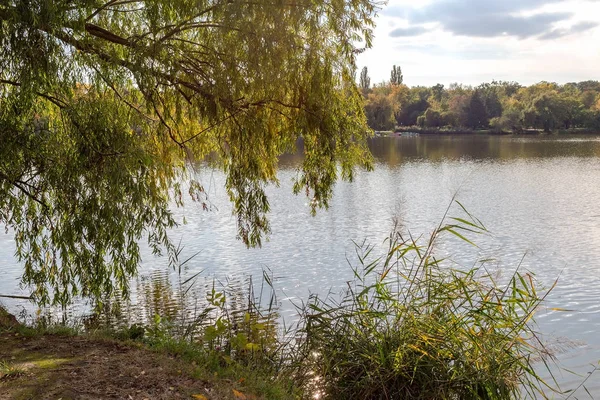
0;0;377;306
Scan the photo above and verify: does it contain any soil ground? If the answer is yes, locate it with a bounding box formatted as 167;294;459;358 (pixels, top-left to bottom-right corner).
0;331;238;400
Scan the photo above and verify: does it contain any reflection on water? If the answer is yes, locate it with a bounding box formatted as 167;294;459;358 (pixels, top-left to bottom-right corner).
78;268;281;345
2;134;600;396
369;135;600;165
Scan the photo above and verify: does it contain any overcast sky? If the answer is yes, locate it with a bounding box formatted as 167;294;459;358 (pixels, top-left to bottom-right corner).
356;0;600;87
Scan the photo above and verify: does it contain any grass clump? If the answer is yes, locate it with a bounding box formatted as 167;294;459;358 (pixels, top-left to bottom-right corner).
106;270;298;399
294;202;555;399
0;360;26;380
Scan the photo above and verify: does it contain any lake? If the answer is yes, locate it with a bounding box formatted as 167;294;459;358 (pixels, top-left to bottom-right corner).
2;134;600;396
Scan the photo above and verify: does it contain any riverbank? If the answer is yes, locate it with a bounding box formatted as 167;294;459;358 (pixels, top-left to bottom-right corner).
1;331;209;399
0;309;289;400
389;126;600;135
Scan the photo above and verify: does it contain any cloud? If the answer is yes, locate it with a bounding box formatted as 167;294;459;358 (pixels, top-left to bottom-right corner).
389;26;429;37
385;0;576;39
384;0;565;20
538;20;599;40
571;20;599;33
441;12;571;38
393;43;516;60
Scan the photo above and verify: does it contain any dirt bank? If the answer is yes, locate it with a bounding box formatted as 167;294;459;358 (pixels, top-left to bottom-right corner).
0;330;252;400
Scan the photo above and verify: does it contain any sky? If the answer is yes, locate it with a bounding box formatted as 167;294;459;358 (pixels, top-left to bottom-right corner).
356;0;600;87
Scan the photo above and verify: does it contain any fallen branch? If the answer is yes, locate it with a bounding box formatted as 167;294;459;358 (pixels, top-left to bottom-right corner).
0;294;32;300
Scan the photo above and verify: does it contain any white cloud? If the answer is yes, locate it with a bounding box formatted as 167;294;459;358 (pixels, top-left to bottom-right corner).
358;0;600;86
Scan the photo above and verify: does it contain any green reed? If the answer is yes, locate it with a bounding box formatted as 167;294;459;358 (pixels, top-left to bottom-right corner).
291;201;557;399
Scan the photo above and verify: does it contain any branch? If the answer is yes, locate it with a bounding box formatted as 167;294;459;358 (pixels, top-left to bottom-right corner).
0;171;49;210
50;28;216;102
85;23;131;46
151;100;184;148
85;0;142;22
0;294;32;300
181;111;241;145
0;79;67;108
89;64;158;122
156;5;224;43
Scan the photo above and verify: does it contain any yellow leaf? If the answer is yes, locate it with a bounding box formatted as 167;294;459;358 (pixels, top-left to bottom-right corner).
192;395;208;400
232;389;247;399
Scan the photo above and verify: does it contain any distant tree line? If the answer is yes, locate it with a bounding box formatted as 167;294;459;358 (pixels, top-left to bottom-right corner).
360;67;600;133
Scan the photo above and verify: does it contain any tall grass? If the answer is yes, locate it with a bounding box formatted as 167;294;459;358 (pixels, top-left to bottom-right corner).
127;267;286;371
292;201;557;399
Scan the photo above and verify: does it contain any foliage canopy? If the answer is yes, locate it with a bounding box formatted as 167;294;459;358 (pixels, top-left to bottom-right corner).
0;0;377;305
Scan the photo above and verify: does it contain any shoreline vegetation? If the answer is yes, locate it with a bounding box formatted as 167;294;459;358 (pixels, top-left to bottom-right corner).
2;205;589;399
374;126;600;136
360;66;600;135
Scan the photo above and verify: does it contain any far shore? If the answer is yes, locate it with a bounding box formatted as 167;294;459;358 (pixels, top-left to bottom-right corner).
373;127;600;136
